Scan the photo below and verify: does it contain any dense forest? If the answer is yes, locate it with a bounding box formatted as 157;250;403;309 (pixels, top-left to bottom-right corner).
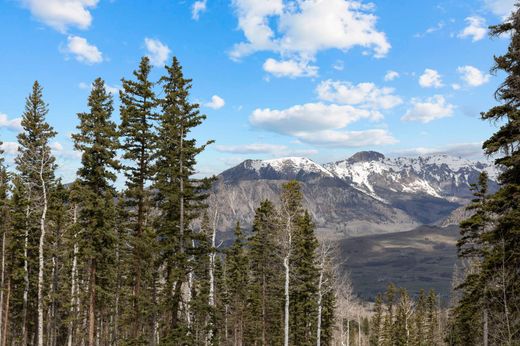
0;5;519;346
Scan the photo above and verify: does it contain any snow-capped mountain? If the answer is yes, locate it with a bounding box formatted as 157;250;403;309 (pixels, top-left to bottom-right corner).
211;151;500;236
324;151;500;204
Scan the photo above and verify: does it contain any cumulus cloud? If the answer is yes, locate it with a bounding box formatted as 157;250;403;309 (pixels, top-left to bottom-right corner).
249;102;394;147
384;70;399;81
263;58;318;78
458;16;487;41
419;68;443;88
484;0;515;18
402;95;454;123
0;113;23;132
316;80;402;110
251;102;381;134
457;65;490;87
20;0;99;32
231;0;390;77
296;129;397;147
144;38;171;67
192;0;207;20
0;142;19;155
205;95;225;109
64;35;103;64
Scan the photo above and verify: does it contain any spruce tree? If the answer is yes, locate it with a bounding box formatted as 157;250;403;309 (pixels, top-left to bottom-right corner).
0;136;10;344
451;5;520;344
290;210;319;346
153;56;214;342
370;294;384;346
246;200;284;345
72;78;120;346
119;56;157;339
15;81;57;345
224;222;249;346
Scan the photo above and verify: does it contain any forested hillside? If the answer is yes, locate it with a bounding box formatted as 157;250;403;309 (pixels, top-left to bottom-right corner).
0;4;519;346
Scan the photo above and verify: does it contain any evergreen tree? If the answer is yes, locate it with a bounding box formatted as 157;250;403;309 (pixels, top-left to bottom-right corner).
119;56;157;340
154;56;214;342
224;222;248;345
0;136;10;344
290;211;319;346
72;78;120;345
15;81;57;345
245;200;284;345
450;5;520;344
370;294;384;346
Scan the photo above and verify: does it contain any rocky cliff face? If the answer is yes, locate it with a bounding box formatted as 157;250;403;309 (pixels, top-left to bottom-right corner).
210;152;500;236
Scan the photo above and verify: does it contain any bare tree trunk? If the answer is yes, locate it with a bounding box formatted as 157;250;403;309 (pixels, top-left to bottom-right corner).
483;308;488;346
0;230;6;344
283;254;290;346
37;154;49;346
357;312;361;346
68;204;78;346
2;278;9;346
88;261;96;346
22;192;31;346
316;264;323;346
207;209;218;344
500;239;512;345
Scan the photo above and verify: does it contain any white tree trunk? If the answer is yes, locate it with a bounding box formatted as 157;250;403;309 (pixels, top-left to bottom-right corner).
316;256;325;346
0;229;5;344
68;204;78;346
22;194;31;346
357;312;361;346
284;252;290;346
207;209;218;345
38;153;49;346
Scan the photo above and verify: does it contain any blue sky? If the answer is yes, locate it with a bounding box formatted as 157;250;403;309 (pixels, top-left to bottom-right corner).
0;0;516;181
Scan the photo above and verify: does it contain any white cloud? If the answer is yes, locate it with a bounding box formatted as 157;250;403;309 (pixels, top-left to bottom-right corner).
296;129;397;147
458;16;487;42
415;21;445;38
0;142;19;155
452;83;461;90
384;70;399;81
192;0;207;20
251;102;381;134
205;95;225;109
20;0;99;32
457;65;490;87
215;143;287;154
144;38;171;67
402;95;454;123
230;0;390;77
484;0;515;18
316;80;402;110
0;113;23;132
263;58;318;78
333;60;344;71
64;35;103;64
419;68;443;88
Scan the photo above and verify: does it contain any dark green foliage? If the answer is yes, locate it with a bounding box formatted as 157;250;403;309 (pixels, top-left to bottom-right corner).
448;5;520;345
245;200;284;346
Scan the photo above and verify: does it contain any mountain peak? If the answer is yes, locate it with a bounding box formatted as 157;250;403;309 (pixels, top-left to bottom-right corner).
347;151;386;163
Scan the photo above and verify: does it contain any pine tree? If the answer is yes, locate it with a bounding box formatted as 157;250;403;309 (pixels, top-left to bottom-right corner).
72;78;120;345
370;294;384;346
15;81;57;345
290;210;319;346
153;56;214;342
451;5;520;344
224;222;249;346
246;200;284;345
119;56;157;340
0;135;10;344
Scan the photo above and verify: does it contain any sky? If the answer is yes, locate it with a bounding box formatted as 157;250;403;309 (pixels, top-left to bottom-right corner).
0;0;516;181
